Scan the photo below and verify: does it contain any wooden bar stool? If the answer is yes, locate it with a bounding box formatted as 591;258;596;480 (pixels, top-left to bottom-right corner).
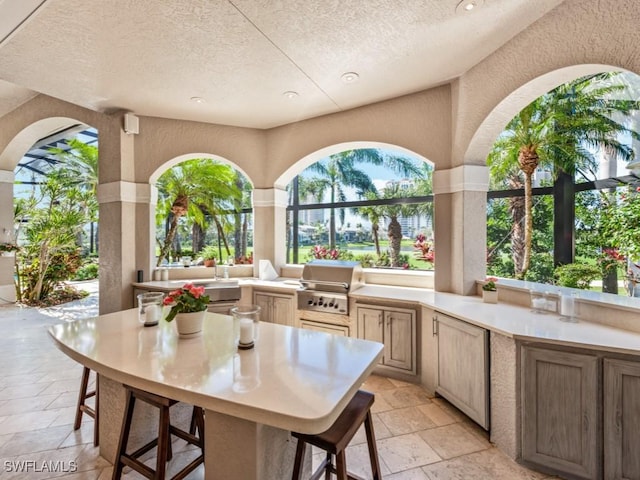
112;385;204;480
291;390;381;480
74;366;98;446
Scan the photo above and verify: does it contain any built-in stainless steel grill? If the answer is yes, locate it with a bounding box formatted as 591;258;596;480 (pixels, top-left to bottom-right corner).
297;260;364;315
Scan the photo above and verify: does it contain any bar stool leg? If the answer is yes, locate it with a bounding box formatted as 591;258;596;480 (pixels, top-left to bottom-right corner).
291;439;306;480
74;367;91;430
335;450;348;480
93;373;99;447
324;453;331;480
155;404;171;480
364;410;381;479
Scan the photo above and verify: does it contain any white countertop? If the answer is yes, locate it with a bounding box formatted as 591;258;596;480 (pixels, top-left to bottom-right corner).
48;309;383;434
352;285;640;355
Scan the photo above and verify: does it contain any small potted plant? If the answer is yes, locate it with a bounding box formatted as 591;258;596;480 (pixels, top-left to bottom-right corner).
199;246;217;268
482;277;498;303
163;283;210;337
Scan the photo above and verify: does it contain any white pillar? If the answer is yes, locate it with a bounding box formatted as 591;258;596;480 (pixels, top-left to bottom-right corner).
96;181;153;313
252;188;288;276
433;165;489;295
0;170;15;303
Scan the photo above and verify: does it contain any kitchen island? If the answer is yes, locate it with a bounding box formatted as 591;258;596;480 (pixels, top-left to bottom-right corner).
48;309;383;479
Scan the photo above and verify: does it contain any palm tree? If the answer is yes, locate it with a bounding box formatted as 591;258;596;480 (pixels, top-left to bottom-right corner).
488;72;640;278
306;149;423;248
155;159;239;266
48;139;99;252
353;191;384;256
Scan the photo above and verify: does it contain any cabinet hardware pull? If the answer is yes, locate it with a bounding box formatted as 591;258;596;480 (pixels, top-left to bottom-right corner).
432;316;438;336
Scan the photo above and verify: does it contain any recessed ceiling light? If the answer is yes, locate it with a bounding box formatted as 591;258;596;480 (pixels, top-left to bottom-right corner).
341;72;359;83
456;0;484;13
190;96;206;104
283;91;299;99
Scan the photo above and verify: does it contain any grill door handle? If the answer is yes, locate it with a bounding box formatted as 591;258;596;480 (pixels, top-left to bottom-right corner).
432;316;438;336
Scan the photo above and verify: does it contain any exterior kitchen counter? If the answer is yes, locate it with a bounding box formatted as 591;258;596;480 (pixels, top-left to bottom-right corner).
353;284;640;355
49;309;383;479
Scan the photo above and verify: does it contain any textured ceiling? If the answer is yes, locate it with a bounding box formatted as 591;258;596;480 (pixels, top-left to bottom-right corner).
0;0;566;129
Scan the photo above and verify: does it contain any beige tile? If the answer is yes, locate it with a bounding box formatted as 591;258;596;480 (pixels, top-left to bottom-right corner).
0;383;49;401
430;397;469;423
48;406;79;428
385;468;431;479
371;393;394;413
0;424;75;457
350;413;392;445
417;403;457;427
0;409;62;435
344;441;392;477
0;394;59;416
379;406;437;436
46;392;84;410
421;447;549;480
380;385;433;409
37;379;84;397
378;433;441;473
418;423;490;459
362;374;398;392
387;377;414;388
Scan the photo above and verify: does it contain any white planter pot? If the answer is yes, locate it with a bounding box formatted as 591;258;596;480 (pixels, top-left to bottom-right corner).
175;311;205;337
482;290;498;304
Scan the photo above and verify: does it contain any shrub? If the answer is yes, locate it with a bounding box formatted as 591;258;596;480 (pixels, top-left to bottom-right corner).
554;263;600;289
74;262;99;281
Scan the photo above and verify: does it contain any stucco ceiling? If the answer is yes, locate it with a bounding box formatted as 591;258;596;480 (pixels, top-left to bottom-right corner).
0;0;566;129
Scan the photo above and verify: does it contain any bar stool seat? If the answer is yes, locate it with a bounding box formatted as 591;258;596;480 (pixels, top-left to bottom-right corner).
74;366;98;446
291;389;381;480
112;385;204;480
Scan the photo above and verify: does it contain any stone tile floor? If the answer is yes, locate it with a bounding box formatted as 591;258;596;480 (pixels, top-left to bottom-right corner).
0;282;556;479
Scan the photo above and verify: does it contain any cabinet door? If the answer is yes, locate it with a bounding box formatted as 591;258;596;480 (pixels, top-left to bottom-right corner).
436;314;489;429
384;309;415;373
521;346;600;480
253;292;272;323
271;295;295;327
604;358;640;480
357;307;384;346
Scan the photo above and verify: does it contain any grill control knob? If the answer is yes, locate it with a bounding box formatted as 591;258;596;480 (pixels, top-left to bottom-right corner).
307;299;313;305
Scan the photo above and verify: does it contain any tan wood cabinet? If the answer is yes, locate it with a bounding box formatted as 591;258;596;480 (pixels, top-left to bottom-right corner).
253;290;295;326
520;345;600;480
604;358;640;480
357;305;416;375
434;313;489;429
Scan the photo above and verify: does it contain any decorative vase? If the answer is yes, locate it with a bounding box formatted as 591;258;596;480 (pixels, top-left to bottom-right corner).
482;290;498;304
175;310;206;337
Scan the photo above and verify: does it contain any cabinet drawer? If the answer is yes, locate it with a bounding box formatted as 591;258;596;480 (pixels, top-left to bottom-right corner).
299;319;349;336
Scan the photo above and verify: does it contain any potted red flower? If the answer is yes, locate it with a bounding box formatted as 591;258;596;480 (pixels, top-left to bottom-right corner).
163;283;210;336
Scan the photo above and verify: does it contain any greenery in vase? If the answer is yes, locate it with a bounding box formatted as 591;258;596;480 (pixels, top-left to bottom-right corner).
482;277;498;291
163;283;210;322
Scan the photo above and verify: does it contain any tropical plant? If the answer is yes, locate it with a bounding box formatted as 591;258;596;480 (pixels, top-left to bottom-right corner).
488;72;640;279
155;159;240;266
14;169;88;302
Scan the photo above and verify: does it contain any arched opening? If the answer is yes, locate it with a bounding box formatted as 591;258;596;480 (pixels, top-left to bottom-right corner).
481;67;640;294
150;154;254;271
1;119;99;305
280;143;434;272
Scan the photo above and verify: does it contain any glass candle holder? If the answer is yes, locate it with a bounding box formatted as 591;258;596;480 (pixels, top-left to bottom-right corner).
230;304;261;349
559;292;578;323
530;289;546;314
137;292;164;327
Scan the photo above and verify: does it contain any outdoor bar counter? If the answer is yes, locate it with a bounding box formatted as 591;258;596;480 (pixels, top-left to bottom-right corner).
48;309;384;479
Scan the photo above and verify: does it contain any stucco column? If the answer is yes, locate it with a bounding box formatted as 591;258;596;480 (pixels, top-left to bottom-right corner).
0;170;16;303
433;165;489;295
252;188;288;276
97;181;151;313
